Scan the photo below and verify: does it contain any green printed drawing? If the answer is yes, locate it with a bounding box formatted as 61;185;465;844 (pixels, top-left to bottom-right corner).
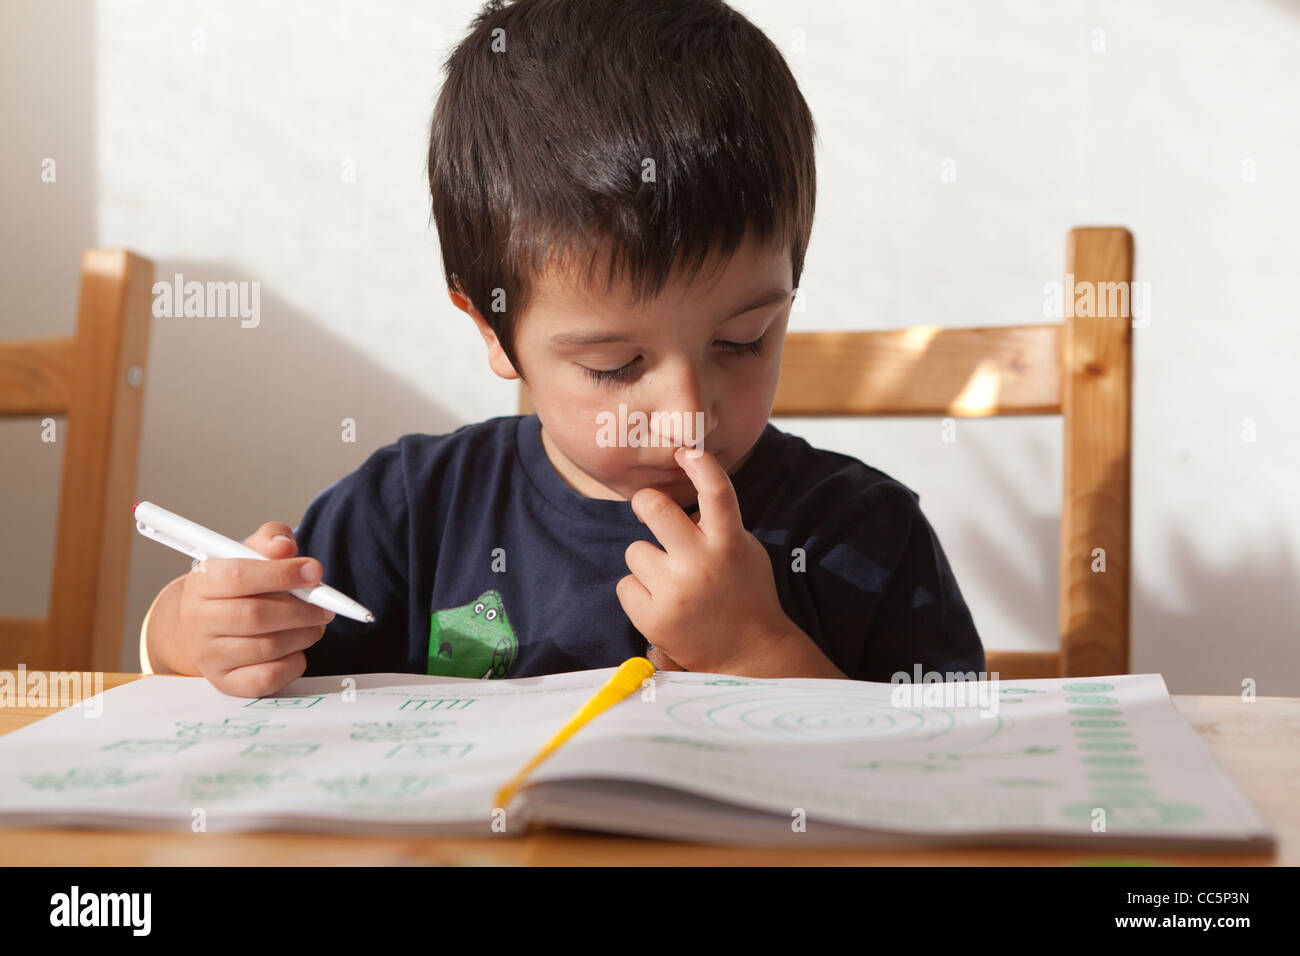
1061;682;1115;693
241;743;320;757
701;679;761;686
350;721;455;741
427;589;518;679
103;739;195;755
385;743;474;759
646;735;743;753
940;745;1060;759
1087;771;1148;781
1065;695;1120;705
245;696;325;709
665;690;1002;745
849;746;1058;774
399;698;475;711
315;773;445;799
23;767;161;792
175;718;287;738
1089;786;1158;798
845;759;956;774
1062;797;1202;828
181;769;303;801
989;778;1057;788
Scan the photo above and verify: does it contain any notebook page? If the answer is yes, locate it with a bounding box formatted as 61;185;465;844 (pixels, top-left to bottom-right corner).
524;671;1274;845
0;670;613;834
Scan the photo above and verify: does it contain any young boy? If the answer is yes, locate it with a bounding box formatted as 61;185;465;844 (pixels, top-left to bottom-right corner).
140;0;984;697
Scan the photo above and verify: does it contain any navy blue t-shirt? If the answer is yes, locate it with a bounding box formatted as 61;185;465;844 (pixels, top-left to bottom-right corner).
293;414;984;682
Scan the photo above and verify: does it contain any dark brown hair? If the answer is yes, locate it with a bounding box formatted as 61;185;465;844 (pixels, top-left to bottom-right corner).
427;0;817;379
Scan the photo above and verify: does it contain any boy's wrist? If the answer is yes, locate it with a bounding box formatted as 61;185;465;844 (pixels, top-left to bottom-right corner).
718;620;847;680
139;588;168;675
140;576;188;676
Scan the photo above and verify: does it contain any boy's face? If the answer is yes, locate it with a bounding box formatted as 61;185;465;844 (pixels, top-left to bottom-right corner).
458;231;793;509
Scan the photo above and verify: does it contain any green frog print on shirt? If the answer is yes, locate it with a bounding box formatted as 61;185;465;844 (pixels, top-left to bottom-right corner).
427;589;518;679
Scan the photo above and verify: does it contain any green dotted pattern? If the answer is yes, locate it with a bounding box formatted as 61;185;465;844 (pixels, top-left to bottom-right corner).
1058;681;1202;831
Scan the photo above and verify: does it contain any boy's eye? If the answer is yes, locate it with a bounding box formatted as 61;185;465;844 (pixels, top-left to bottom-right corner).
583;357;642;386
716;334;765;357
580;334;766;387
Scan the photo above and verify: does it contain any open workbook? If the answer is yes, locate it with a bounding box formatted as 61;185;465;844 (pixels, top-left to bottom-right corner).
0;669;1275;851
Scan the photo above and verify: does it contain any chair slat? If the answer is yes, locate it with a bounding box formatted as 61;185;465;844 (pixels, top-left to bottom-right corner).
1059;227;1133;676
772;325;1062;417
0;337;76;416
0;617;50;668
40;251;152;671
986;650;1061;680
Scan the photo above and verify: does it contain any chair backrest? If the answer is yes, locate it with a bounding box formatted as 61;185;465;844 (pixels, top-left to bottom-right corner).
0;249;154;672
519;227;1133;680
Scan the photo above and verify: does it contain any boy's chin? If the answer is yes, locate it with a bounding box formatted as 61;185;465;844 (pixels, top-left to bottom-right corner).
623;474;698;508
663;489;701;511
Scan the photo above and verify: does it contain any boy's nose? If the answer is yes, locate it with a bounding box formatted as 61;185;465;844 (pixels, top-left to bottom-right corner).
647;373;716;448
647;408;715;449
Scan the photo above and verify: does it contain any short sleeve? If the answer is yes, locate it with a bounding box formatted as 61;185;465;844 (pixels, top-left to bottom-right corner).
851;490;985;682
292;443;410;676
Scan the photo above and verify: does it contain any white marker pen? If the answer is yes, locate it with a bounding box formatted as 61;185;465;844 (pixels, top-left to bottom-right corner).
133;501;374;623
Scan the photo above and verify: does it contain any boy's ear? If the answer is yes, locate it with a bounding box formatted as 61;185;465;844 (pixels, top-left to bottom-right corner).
448;286;521;381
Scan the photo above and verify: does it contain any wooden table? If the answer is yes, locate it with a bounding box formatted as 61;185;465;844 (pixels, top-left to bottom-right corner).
0;672;1292;865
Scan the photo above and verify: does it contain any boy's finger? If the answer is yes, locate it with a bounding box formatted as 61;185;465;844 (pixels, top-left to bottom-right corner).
192;555;323;599
623;538;669;594
243;522;299;558
629;487;700;554
206;592;334;636
673;446;742;538
615;572;653;623
213;624;329;668
217;653;307;699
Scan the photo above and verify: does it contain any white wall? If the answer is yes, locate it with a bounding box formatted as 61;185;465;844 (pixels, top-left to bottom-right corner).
3;0;1296;694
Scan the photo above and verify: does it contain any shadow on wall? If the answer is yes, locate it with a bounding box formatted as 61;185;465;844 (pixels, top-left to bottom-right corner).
958;431;1300;696
1132;526;1300;697
121;259;464;670
955;430;1060;655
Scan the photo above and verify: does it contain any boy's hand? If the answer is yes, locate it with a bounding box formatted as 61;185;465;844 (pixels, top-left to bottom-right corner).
617;447;802;675
176;522;334;698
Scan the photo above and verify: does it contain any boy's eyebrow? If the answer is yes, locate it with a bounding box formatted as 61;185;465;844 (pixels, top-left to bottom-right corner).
549;287;792;347
728;286;794;317
550;330;637;346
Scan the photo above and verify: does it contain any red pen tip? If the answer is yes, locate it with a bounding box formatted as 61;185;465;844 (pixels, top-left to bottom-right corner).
133;502;140;513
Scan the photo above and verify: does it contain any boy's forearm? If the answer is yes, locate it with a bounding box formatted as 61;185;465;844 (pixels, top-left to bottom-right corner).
140;575;197;676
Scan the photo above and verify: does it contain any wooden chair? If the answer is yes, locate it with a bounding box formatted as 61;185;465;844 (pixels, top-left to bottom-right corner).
0;249;154;672
519;227;1133;680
